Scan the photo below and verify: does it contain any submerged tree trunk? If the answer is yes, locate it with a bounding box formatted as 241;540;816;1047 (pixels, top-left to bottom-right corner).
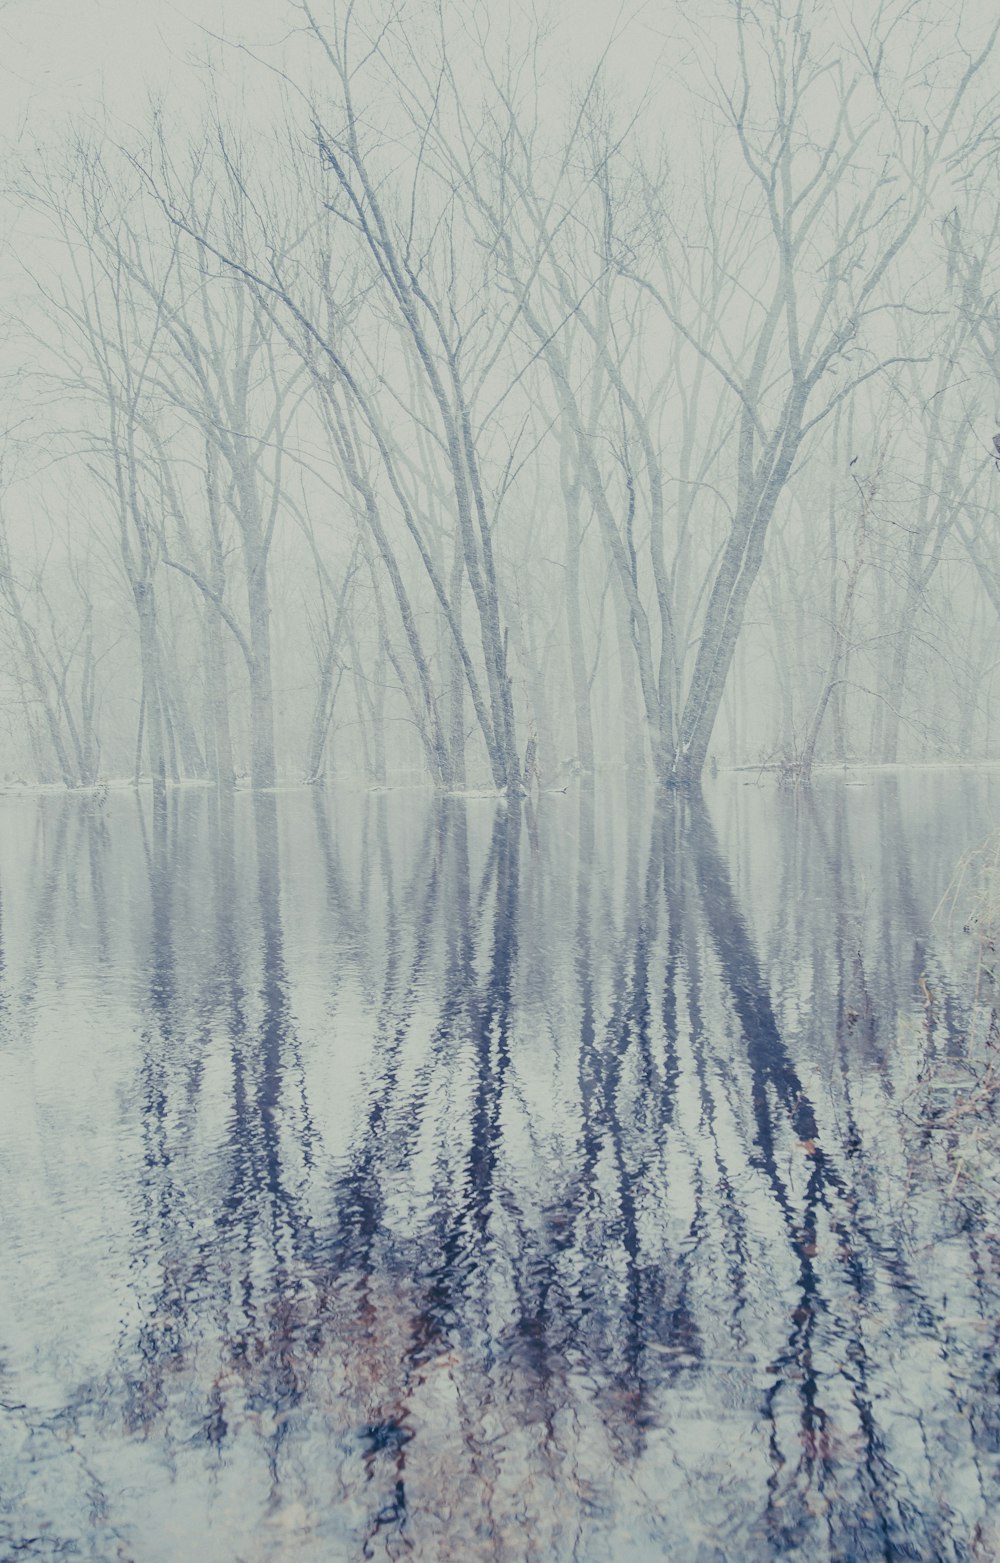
666;410;805;788
246;561;277;790
135;584;167;799
448;539;467;790
204;606;235;789
561;450;595;776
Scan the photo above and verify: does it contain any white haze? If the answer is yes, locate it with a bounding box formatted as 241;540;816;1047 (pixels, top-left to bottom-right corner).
0;0;998;791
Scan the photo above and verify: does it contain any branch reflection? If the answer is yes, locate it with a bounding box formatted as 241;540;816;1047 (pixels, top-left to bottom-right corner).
3;778;997;1561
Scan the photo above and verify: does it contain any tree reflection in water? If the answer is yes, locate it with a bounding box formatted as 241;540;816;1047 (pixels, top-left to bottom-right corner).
0;776;998;1561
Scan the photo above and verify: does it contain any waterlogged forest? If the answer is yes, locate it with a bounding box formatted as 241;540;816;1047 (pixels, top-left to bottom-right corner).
2;3;1000;1561
1;0;999;788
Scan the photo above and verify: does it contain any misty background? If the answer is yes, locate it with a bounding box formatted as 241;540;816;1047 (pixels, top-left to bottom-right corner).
1;0;998;794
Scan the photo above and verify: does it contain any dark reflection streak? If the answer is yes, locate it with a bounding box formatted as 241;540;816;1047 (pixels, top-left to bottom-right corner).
250;790;323;1487
769;791;802;993
671;811;714;1322
496;798;591;1515
131;782;175;1043
373;793;400;1014
664;799;750;1355
444;797;474;997
464;801;521;1263
335;801;448;1267
802;792;894;1383
393;802;508;1544
603;794;660;1380
683;795;867;1531
366;797;518;1542
311;788;460;1458
750;781;993;1550
879;779;925;1031
398;800;445;917
472;813;504;929
804;794;930;1256
133;788;169;1010
696;790;953;1550
64;808;86;949
575;784;609;1283
337;800;484;1554
311;788;447;1305
964;1226;1000;1509
384;798;444;1032
392;804;477;1159
523;790;540;858
359;796;375;963
688;794;818;1176
204;792;322;1472
127;786;186;1437
882;778;964;1066
441;799;523;1542
569;783;660;1400
210;786;247;1160
802;788;870;1109
133;793;192;1136
629;786;660;1124
659;802;682;1134
573;780;597;1209
84;809;111;968
253;791;317;1259
420;801;485;1352
0;864;8;1102
869;785;1000;1522
253;791;289;1218
309;788;367;989
363;795;445;1120
804;792;936;1275
17;798;71;1010
504;786;597;1377
828;786;880;1049
212;788;251;1220
328;812;455;1235
209;786;262;1363
802;789;927;1555
807;789;934;1411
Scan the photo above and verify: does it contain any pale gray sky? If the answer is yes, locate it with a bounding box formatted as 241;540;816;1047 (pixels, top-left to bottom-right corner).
0;0;667;147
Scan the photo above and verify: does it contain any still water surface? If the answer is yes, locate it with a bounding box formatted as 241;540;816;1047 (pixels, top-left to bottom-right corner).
1;774;998;1561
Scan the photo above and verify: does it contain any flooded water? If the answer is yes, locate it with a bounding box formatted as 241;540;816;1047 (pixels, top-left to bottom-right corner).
1;773;999;1562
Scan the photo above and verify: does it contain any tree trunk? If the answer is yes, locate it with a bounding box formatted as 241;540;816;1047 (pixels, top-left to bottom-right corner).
448;539;466;788
668;414;804;786
246;560;277;790
562;473;595;775
203;608;235;788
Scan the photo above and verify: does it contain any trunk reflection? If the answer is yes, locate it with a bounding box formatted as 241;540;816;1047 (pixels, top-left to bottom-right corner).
0;776;997;1561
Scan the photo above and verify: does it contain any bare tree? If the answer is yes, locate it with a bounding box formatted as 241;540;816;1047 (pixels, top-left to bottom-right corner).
632;0;999;783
